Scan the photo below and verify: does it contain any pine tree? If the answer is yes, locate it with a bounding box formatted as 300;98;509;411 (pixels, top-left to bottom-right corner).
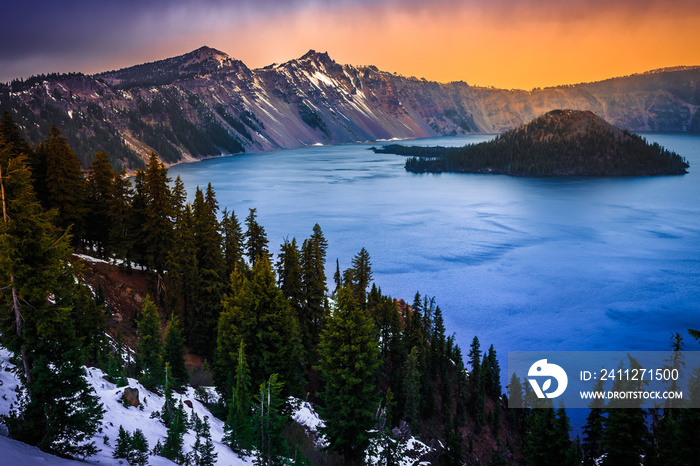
349;247;373;305
191;185;226;358
130;429;150;466
244;207;269;265
108;170;133;263
253;373;289;466
113;425;132;461
217;258;303;395
163;313;188;389
602;357;649;466
277;237;304;318
403;346;422;430
299;224;328;353
165;202;199;337
0;119;103;457
161;399;188;464
85;150;116;257
192;413;218;466
137;296;163;389
582;376;606;466
223;340;254;455
318;285;380;462
142;152;173;274
33;125;87;243
222;207;246;278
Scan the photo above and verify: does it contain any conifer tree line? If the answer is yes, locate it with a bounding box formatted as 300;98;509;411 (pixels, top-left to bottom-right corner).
1;113;522;464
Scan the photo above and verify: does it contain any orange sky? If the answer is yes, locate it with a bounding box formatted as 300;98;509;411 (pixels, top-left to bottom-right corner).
198;2;700;89
3;0;700;89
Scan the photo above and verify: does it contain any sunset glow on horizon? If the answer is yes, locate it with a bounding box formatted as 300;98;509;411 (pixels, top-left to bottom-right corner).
1;0;699;89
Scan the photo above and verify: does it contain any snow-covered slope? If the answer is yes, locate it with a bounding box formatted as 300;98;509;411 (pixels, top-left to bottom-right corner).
0;346;252;465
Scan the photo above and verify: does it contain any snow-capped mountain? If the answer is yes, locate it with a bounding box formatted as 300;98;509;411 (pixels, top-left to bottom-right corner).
2;47;699;170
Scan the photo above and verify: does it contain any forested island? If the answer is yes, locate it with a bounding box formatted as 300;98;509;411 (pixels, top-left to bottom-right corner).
375;109;690;177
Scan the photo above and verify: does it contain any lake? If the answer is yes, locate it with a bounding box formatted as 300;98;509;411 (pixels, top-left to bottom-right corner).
169;133;700;376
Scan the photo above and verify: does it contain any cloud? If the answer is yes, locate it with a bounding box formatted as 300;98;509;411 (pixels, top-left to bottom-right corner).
1;0;699;85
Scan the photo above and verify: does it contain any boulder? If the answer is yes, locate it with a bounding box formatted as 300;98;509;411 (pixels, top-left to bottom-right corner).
122;387;139;407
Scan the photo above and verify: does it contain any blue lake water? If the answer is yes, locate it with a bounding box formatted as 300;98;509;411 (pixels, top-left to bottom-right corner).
170;134;700;379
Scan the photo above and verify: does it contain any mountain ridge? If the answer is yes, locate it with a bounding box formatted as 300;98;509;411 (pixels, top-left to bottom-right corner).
1;47;699;170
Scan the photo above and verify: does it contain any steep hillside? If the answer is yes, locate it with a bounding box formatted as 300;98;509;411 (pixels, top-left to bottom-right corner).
1;47;699;170
379;109;689;176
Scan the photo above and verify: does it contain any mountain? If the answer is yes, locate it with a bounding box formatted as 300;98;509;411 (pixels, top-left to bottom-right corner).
1;47;699;170
377;109;689;176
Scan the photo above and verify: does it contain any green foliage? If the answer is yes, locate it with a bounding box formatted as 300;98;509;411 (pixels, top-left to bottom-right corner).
252;373;290;466
347;247;373;305
0;116;103;458
223;340;254;455
191;413;218;466
137;296;163;389
191;185;226;358
318;285;380;462
32;125;88;243
85;150;116;257
163;314;188;389
218;258;304;396
222;207;246;278
113;426;149;466
402;346;422;430
142;152;173;273
299;224;328;355
245;207;270;265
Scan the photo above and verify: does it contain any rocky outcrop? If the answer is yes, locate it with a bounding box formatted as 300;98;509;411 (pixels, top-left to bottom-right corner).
1;47;699;170
122;387;139;407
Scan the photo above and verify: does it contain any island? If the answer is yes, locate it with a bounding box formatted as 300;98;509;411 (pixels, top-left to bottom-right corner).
374;109;689;176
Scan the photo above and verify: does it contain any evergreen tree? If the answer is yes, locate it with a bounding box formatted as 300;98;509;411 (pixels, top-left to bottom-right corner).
348;247;373;305
192;413;218;466
113;425;132;461
163;313;188;389
108;170;133;262
403;346;422;430
0;120;103;457
222;207;246;278
217;259;303;396
137;296;163;389
161;399;188;465
333;258;341;295
85;150;116;257
253;373;289;466
165;202;199;339
129;170;148;267
33;125;87;243
277;237;305;321
318;285;380;462
142;152;173;274
582;376;606;466
191;185;226;358
223;340;254;455
299;224;328;352
130;429;150;466
602;358;649;466
244;207;269;265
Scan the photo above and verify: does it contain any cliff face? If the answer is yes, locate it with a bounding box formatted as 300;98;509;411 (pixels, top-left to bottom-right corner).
1;46;699;170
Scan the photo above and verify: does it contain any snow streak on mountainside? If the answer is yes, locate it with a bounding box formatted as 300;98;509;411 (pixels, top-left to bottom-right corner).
1;46;700;170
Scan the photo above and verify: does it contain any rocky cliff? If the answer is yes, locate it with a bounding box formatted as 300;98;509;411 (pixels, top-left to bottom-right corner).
1;46;699;170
